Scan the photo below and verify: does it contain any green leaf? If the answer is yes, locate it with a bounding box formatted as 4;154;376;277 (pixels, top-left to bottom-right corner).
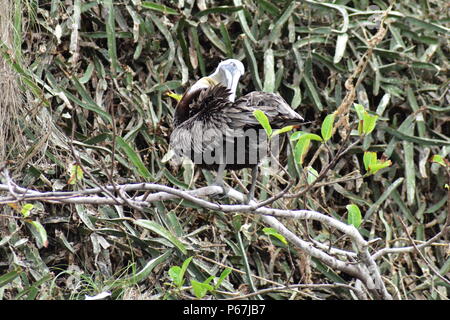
404;16;450;34
115;136;152;180
312;52;346;73
161;149;175;163
104;0;118;75
20;203;34;218
191;280;214;299
203;276;215;286
150;80;182;93
182;158;195;187
308;2;349;33
179;256;193;287
0;269;21;288
263;48;275;93
149;13;175;80
354;103;365;120
306;166;319;185
195;6;243;18
75;204;96;230
334;33;348;64
365;178;404;220
369;160;392;175
268;1;297;43
243;36;263;90
141;2;178;15
285;82;302;108
219;22;233;58
162;168;189;189
346;204;362;228
291;132;323;142
303;58;323;111
301;133;323;142
321;113;335;142
363;151;392;175
120;251;171;285
375;93;391;116
294;137;311;165
60;80;112;123
134;220;187;254
15;274;53;300
381;125;450;146
262;227;287;245
357;121;364;136
68;164;83;185
362;112;378;135
215;268;232;289
293;36;328;49
168;266;182;287
79;62;94;84
290;131;305;141
403;136;415;206
311;257;346;284
233;0;257;44
431;155;447;167
190;27;205;76
168;257;193;288
272;125;294;137
363;151;377;172
200;24;227;55
26;220;49;248
253;109;272;137
259;0;281;16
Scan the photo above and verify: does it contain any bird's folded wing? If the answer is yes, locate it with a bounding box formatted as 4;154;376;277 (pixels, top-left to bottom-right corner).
227;91;303;128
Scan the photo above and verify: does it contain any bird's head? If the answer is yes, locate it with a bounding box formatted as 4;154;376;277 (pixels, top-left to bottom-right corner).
182;59;244;102
174;59;245;125
207;59;244;101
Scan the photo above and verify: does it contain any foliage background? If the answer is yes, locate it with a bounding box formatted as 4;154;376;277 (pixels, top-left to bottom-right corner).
0;0;449;299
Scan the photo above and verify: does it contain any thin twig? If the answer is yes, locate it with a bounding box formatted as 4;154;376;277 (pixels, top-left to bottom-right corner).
398;217;450;286
224;283;363;300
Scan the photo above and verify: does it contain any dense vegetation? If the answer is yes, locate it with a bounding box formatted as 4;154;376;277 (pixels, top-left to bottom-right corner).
0;0;449;300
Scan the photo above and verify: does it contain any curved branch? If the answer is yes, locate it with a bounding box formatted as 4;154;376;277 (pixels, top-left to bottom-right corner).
0;179;394;299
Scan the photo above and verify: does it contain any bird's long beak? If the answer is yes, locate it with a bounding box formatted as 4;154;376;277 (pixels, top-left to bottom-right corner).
208;59;244;102
182;59;245;102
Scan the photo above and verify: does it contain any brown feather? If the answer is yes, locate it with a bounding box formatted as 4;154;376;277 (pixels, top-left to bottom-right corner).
170;85;303;171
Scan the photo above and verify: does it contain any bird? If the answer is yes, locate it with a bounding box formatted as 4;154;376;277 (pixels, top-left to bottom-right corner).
169;59;304;203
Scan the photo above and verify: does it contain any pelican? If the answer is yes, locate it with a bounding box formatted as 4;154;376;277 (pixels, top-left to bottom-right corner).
170;59;303;203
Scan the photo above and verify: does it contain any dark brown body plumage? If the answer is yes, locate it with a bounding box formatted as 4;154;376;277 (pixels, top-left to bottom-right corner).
170;85;303;171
